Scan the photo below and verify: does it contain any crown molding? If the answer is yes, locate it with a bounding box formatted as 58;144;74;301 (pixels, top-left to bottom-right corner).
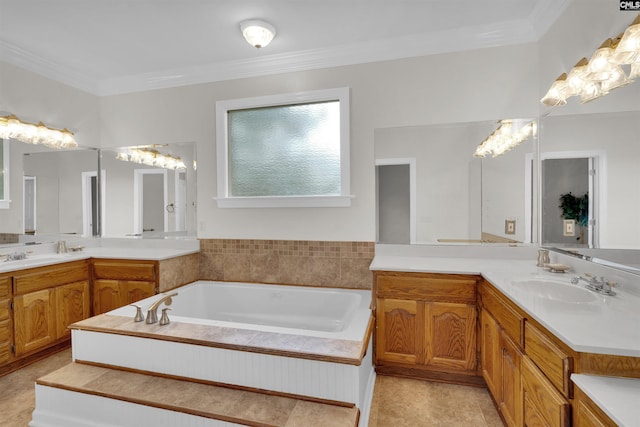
3;18;543;97
0;40;99;94
97;20;538;96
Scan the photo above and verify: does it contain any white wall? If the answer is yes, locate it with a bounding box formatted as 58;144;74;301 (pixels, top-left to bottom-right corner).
99;43;539;242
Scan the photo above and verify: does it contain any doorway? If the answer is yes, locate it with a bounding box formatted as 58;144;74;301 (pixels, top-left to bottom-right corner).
376;158;416;244
82;171;104;237
541;151;604;248
133;169;168;235
23;176;36;234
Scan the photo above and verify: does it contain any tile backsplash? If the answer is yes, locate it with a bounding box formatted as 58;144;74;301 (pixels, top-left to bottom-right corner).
199;239;374;289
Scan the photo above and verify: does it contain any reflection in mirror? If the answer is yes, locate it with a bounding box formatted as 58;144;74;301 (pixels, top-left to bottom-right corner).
100;143;197;239
375;119;535;245
541;111;640;250
0;139;99;246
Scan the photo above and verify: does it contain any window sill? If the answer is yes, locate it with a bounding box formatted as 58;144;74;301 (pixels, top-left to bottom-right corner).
215;195;352;209
0;200;10;209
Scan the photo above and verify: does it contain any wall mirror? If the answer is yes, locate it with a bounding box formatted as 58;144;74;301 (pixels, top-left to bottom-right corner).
540;110;640;273
0;139;99;246
99;142;197;239
375;119;536;245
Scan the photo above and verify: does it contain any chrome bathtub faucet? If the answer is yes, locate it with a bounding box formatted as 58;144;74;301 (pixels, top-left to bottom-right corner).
146;292;178;324
570;274;616;296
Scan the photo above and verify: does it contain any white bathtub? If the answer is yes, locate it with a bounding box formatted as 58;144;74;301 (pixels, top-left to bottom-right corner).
110;280;372;341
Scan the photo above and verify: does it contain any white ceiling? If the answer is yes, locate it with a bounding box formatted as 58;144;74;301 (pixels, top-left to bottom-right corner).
0;0;569;96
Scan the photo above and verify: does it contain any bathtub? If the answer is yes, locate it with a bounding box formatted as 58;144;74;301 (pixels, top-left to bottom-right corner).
110;280;372;341
67;280;376;425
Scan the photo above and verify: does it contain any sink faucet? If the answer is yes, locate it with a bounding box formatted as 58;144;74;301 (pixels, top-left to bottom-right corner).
146;292;178;324
570;274;616;296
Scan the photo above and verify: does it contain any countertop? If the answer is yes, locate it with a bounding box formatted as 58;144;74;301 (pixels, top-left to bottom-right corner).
0;242;200;274
371;255;640;357
371;254;640;426
572;374;640;427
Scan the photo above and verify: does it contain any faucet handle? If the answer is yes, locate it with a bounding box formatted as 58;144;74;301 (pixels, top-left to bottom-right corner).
159;308;172;326
129;304;145;322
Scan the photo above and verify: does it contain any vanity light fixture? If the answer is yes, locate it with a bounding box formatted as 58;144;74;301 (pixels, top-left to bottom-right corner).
541;13;640;107
116;147;186;170
611;14;640;65
473;119;537;158
0;114;77;149
541;73;569;106
240;20;276;48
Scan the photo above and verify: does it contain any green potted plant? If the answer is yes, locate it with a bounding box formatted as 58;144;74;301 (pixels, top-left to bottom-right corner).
559;192;589;243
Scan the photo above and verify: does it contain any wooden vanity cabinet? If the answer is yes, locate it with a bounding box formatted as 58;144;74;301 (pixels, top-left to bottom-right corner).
573;387;616;427
479;282;525;427
374;271;480;384
13;260;90;357
480;279;577;427
0;275;13;365
91;259;158;315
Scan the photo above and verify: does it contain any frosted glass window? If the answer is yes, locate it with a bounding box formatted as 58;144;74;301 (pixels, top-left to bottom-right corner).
216;88;351;208
228;102;340;197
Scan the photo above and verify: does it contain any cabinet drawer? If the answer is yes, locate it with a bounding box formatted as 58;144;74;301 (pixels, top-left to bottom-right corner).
0;276;10;299
14;261;89;295
480;281;524;347
92;260;157;281
375;272;477;303
522;356;570;427
525;321;573;397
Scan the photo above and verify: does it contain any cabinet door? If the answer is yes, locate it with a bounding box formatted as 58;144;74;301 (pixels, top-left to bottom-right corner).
14;289;55;356
0;276;12;365
522;356;569;427
55;281;90;339
123;281;156;305
500;329;523;427
481;308;500;397
424;302;476;371
376;298;422;364
93;279;123;315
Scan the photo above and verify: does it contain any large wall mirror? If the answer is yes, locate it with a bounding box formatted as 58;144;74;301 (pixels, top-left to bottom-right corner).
100;143;197;238
540;110;640;272
375;119;536;245
0;139;99;246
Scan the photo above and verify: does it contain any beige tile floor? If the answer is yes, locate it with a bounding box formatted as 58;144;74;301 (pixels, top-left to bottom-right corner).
0;349;503;427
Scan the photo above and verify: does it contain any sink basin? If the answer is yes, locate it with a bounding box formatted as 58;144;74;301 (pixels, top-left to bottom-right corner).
511;279;599;303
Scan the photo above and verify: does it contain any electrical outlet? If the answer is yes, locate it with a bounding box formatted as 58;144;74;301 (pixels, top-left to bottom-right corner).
563;219;575;236
505;220;516;235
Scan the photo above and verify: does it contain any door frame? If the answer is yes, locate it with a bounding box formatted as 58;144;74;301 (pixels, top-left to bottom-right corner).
23;175;36;234
82;170;106;237
540;150;606;248
375;158;417;244
133;169;168;235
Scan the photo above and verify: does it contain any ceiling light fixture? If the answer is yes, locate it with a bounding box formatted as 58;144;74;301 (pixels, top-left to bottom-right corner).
240;19;276;49
0;114;77;149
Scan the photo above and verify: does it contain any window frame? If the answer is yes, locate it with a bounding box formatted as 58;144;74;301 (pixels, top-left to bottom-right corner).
215;87;351;208
0;139;10;209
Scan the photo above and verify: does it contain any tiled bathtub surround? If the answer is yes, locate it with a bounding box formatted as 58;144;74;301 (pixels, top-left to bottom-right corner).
199;239;375;289
0;233;19;244
159;252;200;292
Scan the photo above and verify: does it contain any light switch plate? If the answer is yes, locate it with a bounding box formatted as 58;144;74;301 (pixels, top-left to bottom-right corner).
505;220;516;235
563;219;575;236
